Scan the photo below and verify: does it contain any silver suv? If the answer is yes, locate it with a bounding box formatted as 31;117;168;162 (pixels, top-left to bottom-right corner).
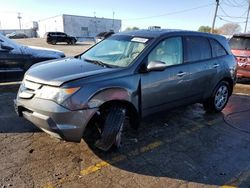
15;29;237;151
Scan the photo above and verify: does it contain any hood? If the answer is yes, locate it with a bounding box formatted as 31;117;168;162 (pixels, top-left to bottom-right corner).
21;45;65;58
25;57;120;86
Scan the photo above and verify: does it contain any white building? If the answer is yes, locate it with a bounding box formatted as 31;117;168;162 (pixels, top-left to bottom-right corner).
37;14;121;38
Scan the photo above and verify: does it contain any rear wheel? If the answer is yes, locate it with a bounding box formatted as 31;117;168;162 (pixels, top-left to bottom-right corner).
203;81;230;113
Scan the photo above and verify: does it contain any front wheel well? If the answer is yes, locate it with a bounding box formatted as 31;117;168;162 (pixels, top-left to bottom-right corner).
99;100;140;129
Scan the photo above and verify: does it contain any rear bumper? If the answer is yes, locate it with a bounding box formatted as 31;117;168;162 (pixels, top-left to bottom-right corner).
237;68;250;78
14;97;98;142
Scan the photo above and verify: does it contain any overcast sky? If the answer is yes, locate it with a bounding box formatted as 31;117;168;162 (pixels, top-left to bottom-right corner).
0;0;249;31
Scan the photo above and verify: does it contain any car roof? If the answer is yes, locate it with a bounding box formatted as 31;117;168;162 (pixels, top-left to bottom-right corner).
232;33;250;38
115;29;222;39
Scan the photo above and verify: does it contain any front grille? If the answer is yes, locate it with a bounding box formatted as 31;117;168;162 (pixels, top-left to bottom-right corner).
18;79;42;99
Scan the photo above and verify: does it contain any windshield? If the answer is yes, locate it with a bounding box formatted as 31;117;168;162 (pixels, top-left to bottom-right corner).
81;36;149;68
229;37;250;50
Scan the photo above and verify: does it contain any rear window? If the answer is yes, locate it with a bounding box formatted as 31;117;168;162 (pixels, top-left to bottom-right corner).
209;39;227;57
184;36;211;62
229;37;250;50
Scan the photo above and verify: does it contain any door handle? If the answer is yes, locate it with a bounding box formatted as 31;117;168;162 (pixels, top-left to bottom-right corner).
177;72;186;77
213;64;219;68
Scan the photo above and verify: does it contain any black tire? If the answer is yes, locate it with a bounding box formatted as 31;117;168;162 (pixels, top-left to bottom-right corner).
95;106;126;151
203;81;230;113
71;39;76;45
51;40;57;45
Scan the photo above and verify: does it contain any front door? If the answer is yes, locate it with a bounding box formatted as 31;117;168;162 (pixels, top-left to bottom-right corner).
140;37;193;117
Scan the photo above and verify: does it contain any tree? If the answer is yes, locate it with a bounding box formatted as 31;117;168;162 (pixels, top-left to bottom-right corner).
125;27;139;31
218;23;241;35
198;26;219;33
198;26;211;33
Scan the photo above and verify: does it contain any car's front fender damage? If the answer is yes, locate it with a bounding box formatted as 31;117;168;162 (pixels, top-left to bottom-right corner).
86;87;139;151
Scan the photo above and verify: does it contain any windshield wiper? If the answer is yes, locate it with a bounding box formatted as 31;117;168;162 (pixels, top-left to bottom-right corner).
83;58;112;68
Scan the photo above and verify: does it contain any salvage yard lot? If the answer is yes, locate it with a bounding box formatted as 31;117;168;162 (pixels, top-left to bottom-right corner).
14;38;94;57
1;38;250;188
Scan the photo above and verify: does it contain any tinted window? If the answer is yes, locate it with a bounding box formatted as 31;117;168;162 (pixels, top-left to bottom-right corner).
229;36;250;50
148;37;183;66
184;36;211;62
210;39;227;57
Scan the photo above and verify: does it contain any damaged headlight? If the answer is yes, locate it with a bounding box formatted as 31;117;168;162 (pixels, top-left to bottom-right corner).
35;86;80;104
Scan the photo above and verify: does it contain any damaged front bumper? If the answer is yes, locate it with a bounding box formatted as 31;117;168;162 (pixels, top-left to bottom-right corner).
14;97;98;142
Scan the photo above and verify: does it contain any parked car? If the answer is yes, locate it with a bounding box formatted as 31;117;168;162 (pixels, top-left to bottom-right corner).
95;31;114;43
45;32;77;45
15;29;237;151
229;33;250;79
6;32;28;39
0;33;65;82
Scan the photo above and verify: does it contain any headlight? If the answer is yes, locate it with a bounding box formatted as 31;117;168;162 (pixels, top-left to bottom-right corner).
35;86;80;104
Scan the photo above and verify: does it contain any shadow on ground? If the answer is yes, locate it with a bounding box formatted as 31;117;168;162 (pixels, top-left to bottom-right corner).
0;91;40;133
2;87;250;187
85;95;250;187
237;78;250;85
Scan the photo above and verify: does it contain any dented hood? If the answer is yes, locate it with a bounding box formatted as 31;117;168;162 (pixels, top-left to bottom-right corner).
25;57;118;86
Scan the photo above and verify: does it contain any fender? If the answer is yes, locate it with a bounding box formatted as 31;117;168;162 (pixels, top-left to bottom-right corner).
87;87;140;112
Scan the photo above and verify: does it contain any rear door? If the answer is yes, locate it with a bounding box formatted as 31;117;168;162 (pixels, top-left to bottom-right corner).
182;36;214;101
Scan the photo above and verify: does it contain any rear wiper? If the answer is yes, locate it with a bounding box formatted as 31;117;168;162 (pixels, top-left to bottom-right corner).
83;58;112;68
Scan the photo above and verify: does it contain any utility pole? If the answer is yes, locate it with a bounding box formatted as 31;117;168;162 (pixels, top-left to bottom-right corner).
17;12;22;30
211;0;219;33
244;0;250;33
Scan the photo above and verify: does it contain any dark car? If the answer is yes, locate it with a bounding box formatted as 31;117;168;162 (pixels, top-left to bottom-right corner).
0;33;65;82
6;32;28;39
45;32;77;45
15;29;237;151
95;31;114;43
229;33;250;79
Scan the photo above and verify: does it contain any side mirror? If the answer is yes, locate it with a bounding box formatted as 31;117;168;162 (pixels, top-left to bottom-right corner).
1;44;14;51
147;61;167;71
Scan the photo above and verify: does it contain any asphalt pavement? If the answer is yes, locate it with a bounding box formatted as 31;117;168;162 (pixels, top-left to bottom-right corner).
0;83;250;188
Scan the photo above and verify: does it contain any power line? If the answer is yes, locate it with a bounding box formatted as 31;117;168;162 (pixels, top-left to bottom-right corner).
222;0;248;7
218;16;247;23
122;3;213;21
219;5;248;19
244;0;250;32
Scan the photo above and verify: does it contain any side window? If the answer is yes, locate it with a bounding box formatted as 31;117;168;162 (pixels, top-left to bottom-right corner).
184;36;211;63
148;37;183;66
209;39;227;57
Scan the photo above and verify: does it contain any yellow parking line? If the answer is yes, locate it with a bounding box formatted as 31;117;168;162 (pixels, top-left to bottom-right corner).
44;117;207;188
206;119;222;126
220;185;237;188
43;183;54;188
79;118;205;176
80;140;163;176
81;161;110;175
